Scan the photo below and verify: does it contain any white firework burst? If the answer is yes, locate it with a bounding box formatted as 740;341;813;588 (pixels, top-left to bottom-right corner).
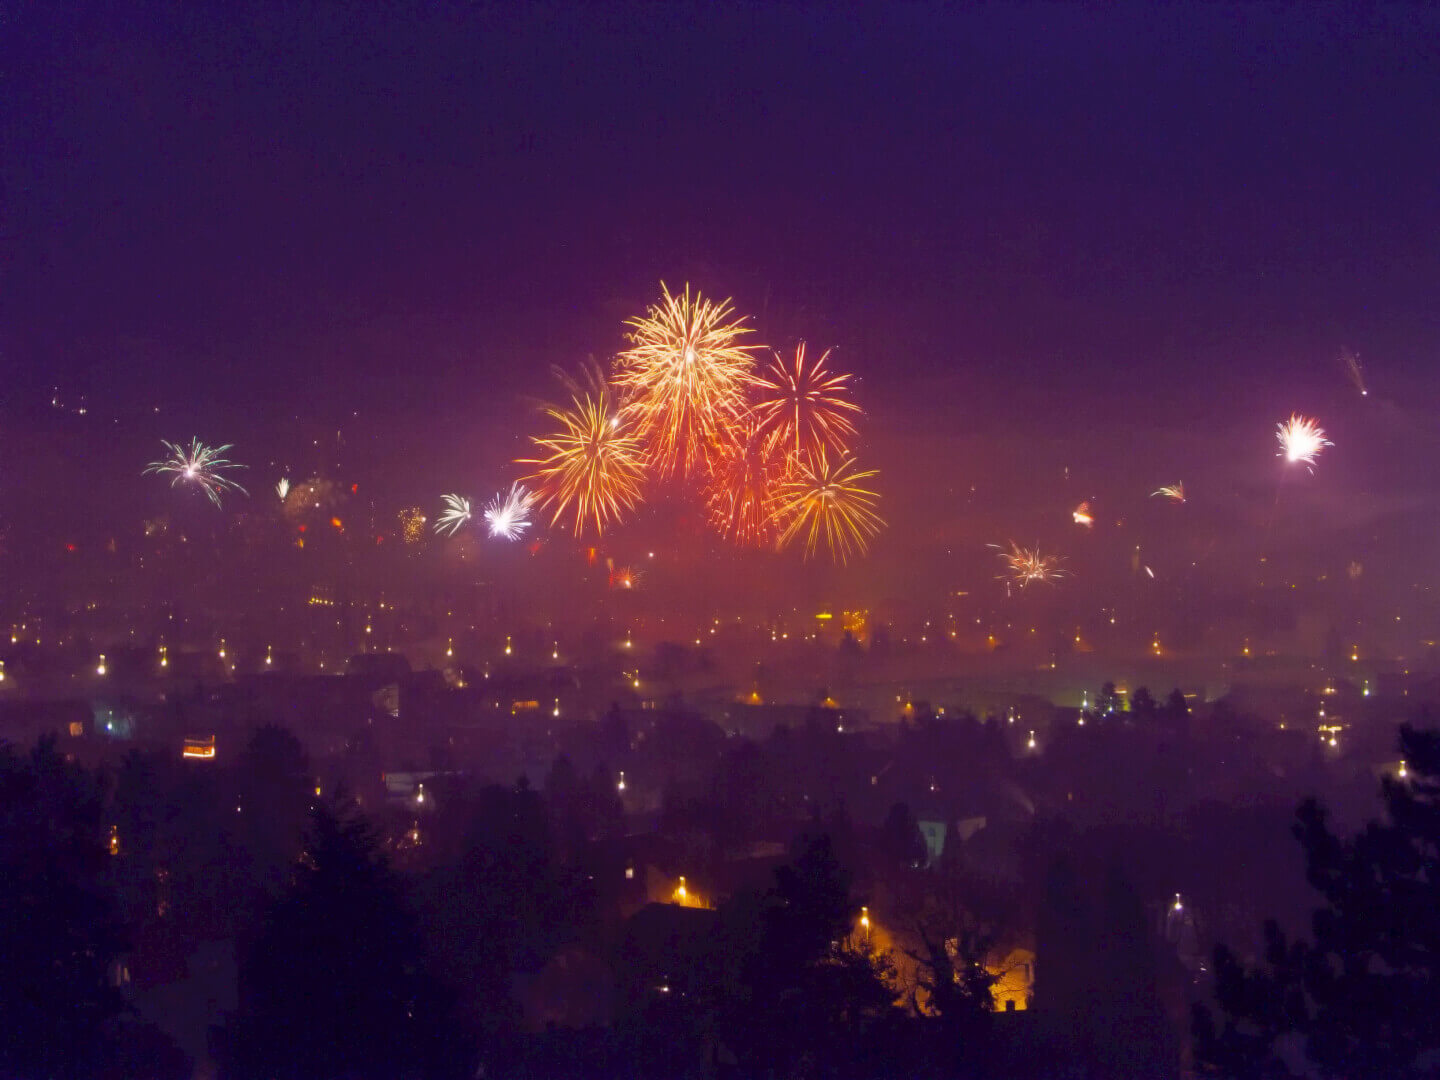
434;494;473;537
484;483;535;540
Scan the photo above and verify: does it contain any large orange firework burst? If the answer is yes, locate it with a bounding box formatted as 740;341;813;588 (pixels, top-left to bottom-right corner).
703;423;795;547
772;449;884;564
612;283;759;479
519;368;647;537
751;343;861;457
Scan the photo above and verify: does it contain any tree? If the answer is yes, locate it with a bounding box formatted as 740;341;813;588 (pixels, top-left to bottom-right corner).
0;738;128;1079
881;800;928;868
1097;680;1121;716
1164;688;1189;721
726;833;903;1078
1196;724;1440;1079
1131;686;1158;719
220;801;470;1080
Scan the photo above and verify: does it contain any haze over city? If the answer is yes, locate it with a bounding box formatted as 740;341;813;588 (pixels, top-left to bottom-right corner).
3;5;1439;1079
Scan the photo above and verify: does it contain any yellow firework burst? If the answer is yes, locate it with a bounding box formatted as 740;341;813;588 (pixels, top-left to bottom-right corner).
612;283;759;479
772;449;884;564
991;542;1066;587
1151;482;1186;503
703;423;796;547
519;368;646;537
751;343;861;458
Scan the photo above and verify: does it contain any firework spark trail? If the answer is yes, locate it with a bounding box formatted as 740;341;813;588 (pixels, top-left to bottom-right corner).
1152;483;1186;503
399;507;427;543
275;477;290;500
1276;415;1332;471
612;283;759;479
484;483;535;540
434;494;473;537
143;439;249;508
703;422;795;546
520;367;647;537
609;565;642;590
1341;348;1368;397
750;343;861;458
990;541;1067;588
1072;501;1094;527
772;449;884;564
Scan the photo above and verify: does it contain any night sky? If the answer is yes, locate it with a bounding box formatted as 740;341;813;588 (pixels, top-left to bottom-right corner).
4;3;1440;612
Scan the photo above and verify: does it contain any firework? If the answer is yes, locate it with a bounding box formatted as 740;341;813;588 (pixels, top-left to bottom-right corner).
398;506;426;543
1152;483;1186;503
434;495;473;537
609;565;642;590
276;477;290;500
751;343;860;458
612;283;758;478
703;422;795;546
484;483;535;540
1072;501;1094;527
1341;348;1367;397
520;367;647;537
991;542;1067;588
772;450;884;564
1276;415;1332;470
143;439;248;507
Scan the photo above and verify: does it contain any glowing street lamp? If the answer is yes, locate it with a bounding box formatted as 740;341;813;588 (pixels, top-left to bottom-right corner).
1027;729;1037;751
675;876;688;904
617;770;626;792
96;654;107;677
860;906;871;942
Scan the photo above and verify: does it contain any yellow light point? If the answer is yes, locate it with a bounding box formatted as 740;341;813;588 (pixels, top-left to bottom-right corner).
108;825;119;856
1351;648;1359;661
1072;501;1094;527
97;655;107;677
504;637;512;656
1172;893;1183;912
446;639;453;658
675;876;688;903
859;906;871;938
1027;730;1037;750
617;770;626;792
519;364;647;536
1399;760;1408;779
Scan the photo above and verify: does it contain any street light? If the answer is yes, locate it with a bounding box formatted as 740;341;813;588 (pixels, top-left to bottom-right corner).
860;906;871;942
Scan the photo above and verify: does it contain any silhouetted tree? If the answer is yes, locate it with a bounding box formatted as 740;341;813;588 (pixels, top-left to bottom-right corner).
1131;686;1158;719
727;832;903;1078
1164;687;1189;721
1196;723;1440;1079
1097;680;1121;716
220;801;469;1080
881;800;928;868
0;738;128;1079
